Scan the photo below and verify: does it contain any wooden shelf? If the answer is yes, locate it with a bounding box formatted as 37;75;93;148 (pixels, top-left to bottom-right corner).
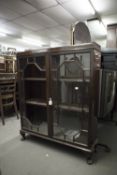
24;77;46;81
59;78;90;82
53;77;90;82
3;102;14;107
57;104;89;113
26;99;47;107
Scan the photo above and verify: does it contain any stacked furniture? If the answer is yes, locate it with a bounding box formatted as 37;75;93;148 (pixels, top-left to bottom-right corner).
0;73;19;125
0;55;18;124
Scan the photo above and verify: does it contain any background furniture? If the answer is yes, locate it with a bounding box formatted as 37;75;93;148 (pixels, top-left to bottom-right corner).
4;56;17;73
0;55;16;73
99;50;117;123
101;49;117;70
99;69;116;119
0;73;19;125
0;56;6;72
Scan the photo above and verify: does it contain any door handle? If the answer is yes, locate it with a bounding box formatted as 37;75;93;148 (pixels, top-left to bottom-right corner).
48;97;53;106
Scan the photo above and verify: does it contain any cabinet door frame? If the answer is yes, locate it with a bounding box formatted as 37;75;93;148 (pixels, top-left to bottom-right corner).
49;48;93;146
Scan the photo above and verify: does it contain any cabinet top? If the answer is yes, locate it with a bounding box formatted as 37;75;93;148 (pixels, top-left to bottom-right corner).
17;42;100;58
49;42;100;53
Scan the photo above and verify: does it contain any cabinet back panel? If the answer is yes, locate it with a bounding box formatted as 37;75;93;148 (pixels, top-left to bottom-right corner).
25;81;46;100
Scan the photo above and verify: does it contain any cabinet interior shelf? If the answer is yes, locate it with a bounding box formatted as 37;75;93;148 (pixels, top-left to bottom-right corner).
24;77;46;81
57;104;89;113
51;68;90;71
54;78;90;82
26;99;47;107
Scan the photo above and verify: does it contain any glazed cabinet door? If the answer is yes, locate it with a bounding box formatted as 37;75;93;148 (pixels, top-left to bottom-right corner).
50;51;91;147
18;54;49;136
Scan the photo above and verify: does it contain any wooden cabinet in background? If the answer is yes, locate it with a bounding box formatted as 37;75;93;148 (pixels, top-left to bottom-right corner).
0;56;6;72
107;24;117;48
5;56;17;73
0;55;17;73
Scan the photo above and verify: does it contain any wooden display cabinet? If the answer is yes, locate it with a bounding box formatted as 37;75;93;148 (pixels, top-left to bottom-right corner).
17;43;108;164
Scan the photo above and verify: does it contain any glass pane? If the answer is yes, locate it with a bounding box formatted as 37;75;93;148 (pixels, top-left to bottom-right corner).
24;64;46;78
53;110;81;142
51;52;90;145
22;55;48;136
22;105;48;135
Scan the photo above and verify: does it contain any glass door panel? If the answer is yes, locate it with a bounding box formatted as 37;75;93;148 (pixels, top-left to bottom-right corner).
22;55;48;135
51;53;91;145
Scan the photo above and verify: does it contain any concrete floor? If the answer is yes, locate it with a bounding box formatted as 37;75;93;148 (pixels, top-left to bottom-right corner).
0;116;117;175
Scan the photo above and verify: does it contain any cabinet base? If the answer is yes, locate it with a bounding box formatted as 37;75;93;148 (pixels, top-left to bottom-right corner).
20;129;95;164
20;129;110;164
20;130;26;140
